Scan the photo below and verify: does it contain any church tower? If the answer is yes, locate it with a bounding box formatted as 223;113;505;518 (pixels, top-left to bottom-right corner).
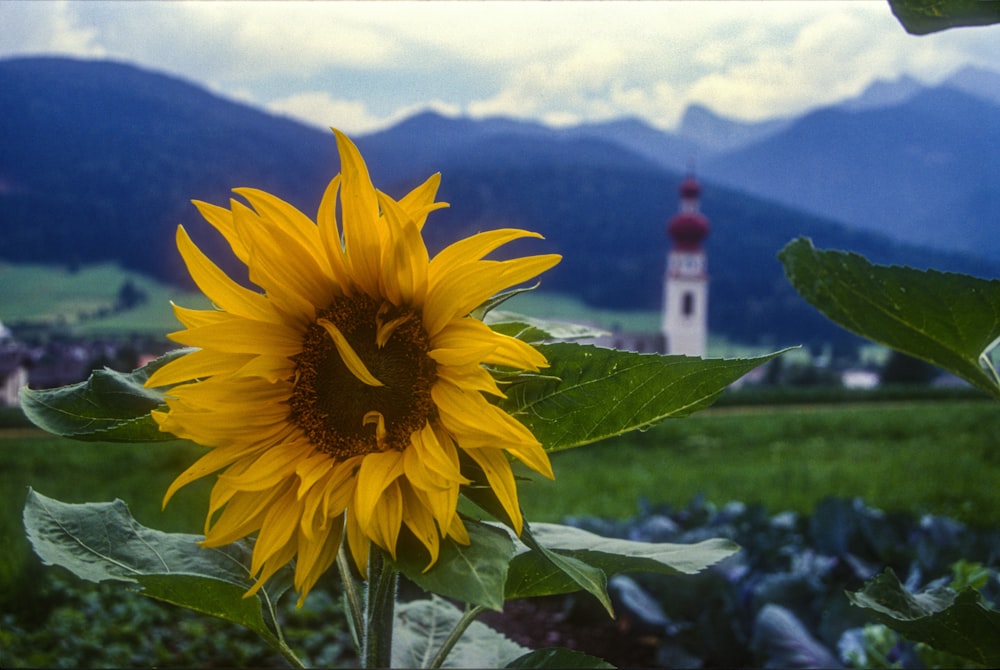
662;175;710;357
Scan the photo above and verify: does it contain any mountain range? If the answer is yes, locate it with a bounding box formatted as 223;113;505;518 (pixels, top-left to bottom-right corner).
1;56;998;348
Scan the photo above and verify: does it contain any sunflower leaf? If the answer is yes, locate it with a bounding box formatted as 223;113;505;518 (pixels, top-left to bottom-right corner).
847;568;1000;666
506;647;616;669
502;343;790;452
506;523;738;604
22;489;291;646
779;238;1000;400
394;520;514;611
888;0;1000;35
517;521;613;617
18;349;191;442
393;596;530;669
486;310;610;343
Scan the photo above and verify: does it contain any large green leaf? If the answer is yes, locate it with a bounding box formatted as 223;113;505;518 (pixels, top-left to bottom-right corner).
518;521;613;616
779;238;1000;399
486;310;610;343
19;349;190;441
888;0;1000;35
848;568;1000;666
394;520;515;611
23;489;290;646
506;522;738;602
501;342;790;452
393;596;529;669
506;648;615;669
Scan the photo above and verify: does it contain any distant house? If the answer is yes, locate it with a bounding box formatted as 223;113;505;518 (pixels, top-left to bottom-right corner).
0;350;29;406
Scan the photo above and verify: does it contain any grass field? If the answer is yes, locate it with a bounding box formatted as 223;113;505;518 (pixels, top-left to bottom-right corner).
3;399;997;602
516;399;1000;527
0;260;210;335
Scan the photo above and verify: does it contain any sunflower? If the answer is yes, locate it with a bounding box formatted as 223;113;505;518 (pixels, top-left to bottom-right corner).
147;130;560;605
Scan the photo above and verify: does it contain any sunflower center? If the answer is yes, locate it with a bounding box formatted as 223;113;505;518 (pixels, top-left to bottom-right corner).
290;294;437;458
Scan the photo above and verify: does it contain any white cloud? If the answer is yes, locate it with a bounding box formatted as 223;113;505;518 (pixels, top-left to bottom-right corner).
266;92;462;134
2;0;999;133
0;0;105;57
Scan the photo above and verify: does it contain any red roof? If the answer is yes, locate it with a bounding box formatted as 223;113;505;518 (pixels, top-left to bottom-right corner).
667;211;709;250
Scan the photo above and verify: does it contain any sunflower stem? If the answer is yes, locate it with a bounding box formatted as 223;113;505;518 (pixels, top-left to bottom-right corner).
428;603;489;669
362;548;398;669
336;546;365;653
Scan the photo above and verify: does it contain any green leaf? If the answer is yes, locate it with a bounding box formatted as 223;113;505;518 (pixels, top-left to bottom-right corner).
486;310;610;343
518;521;613;616
506;647;616;669
888;0;1000;35
394;520;515;611
393;596;529;669
847;568;1000;667
506;522;738;601
23;489;290;645
779;238;1000;399
501;342;790;452
18;349;190;441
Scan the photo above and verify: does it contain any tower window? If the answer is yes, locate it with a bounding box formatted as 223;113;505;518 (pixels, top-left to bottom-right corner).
682;291;695;316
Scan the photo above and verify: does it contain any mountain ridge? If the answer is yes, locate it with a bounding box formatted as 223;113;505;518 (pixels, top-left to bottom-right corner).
1;56;998;348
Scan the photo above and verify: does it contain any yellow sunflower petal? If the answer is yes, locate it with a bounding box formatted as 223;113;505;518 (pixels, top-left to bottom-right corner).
428;229;544;281
146;348;254;388
436;363;505;398
346;508;371;577
318;318;385;387
169;303;230;330
428;318;499;366
167;317;303;357
353;450;405;534
245;539;298;600
160;440;267;507
375;191;429;306
295;513;344;606
233;187;332;278
447;513;471;545
316;174;355;291
400;481;440;569
463;447;524;534
482;333;550;371
250;484;302;575
192;199;250;265
423;254;560;337
231;201;331;322
397;172;446;230
217;438;314;492
334;129;383;297
175;225;277;323
370;479;403;559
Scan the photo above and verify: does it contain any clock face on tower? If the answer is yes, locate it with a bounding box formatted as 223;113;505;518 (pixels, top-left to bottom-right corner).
671;252;705;276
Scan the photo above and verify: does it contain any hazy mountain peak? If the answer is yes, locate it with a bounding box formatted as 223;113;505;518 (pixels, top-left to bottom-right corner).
839;74;925;111
943;65;1000;107
677;104;791;154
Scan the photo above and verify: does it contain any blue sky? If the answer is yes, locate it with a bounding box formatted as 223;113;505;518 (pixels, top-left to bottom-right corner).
3;1;999;134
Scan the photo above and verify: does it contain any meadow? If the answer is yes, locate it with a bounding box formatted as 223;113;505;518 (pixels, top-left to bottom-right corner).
2;396;997;667
4;398;997;604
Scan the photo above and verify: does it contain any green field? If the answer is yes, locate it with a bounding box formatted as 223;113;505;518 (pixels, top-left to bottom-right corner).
4;399;997;605
0;260;210;336
516;399;1000;526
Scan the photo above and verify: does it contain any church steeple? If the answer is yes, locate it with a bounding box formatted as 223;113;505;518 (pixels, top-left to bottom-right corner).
662;174;710;357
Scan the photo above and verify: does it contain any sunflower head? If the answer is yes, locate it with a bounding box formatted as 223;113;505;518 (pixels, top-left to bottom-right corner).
146;129;560;604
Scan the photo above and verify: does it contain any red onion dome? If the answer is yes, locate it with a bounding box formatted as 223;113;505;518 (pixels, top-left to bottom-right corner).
667;211;709;250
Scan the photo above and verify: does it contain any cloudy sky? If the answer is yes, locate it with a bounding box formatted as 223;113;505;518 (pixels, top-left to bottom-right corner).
3;1;999;134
